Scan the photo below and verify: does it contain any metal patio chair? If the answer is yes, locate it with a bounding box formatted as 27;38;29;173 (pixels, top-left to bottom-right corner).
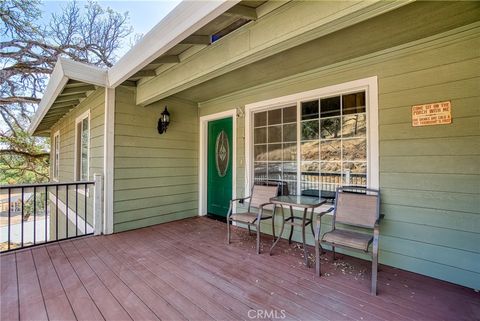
227;184;279;254
315;186;381;295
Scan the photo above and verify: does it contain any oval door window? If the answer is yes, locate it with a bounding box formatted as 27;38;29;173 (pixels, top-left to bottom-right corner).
215;130;229;177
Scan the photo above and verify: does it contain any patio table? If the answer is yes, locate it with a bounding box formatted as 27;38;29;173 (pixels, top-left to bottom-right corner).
269;195;326;267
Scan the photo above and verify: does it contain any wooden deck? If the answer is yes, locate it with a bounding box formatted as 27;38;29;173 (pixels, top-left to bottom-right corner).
1;216;478;321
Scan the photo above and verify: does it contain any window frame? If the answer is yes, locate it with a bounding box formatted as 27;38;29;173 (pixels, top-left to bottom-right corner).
245;77;379;196
74;110;90;182
52;130;60;181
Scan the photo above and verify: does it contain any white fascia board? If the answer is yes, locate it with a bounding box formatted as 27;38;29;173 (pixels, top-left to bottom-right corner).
28;59;68;135
28;57;107;135
107;0;240;88
61;58;107;87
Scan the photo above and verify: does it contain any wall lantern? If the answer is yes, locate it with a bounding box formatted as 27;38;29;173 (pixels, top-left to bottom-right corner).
157;106;170;134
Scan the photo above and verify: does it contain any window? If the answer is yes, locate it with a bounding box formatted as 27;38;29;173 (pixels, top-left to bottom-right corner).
75;111;90;181
248;78;378;196
53;131;60;181
253;106;298;194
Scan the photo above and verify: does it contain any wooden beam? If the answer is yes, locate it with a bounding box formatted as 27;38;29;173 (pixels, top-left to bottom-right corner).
224;5;257;20
150;55;180;64
121;80;137;87
61;85;96;95
55;93;86;103
131;70;157;78
45;106;75;115
51;101;79;109
66;79;83;85
180;35;211;45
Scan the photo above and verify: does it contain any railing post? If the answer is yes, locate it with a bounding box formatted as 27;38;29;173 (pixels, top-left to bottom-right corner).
345;169;351;186
93;174;103;236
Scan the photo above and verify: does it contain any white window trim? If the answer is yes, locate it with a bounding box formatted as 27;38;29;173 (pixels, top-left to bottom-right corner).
244;76;379;196
199;109;237;216
52;130;60;182
74;110;90;183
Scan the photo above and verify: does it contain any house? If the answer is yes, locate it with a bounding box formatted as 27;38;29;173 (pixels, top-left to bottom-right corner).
27;0;479;292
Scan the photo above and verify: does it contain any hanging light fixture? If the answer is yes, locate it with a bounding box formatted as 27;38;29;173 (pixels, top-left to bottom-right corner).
157;106;170;134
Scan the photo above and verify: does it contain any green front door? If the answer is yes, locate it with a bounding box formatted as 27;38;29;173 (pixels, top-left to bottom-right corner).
207;117;233;217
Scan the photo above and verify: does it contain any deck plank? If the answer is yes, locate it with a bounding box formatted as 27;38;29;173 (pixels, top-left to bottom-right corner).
157;223;396;321
15;250;48;321
108;232;277;320
31;246;76;321
57;241;132;320
68;239;160;321
1;216;478;321
142;224;355;320
1;253;19;321
77;237;189;321
104;229;262;320
147;221;407;321
118;224;338;320
165;218;480;321
45;243;104;321
165;219;429;319
90;235;238;321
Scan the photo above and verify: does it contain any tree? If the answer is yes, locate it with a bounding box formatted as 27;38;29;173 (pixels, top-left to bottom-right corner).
0;0;132;184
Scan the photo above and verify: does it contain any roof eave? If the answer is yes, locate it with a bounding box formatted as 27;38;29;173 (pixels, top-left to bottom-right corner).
29;0;239;135
29;58;107;135
108;0;239;88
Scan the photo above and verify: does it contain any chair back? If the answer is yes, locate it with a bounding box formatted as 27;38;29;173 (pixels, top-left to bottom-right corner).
249;184;279;211
333;187;380;228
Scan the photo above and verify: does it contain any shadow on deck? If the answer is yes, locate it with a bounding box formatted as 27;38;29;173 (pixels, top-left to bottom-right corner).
1;216;479;321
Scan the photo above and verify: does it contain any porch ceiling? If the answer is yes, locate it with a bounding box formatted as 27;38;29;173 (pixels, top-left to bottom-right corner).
1;217;478;321
125;0;268;83
173;1;480;104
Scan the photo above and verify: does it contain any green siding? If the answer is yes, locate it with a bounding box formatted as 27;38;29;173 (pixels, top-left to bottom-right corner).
113;86;199;232
196;23;480;289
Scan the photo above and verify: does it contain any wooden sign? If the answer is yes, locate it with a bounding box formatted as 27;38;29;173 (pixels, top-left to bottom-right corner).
412;101;452;127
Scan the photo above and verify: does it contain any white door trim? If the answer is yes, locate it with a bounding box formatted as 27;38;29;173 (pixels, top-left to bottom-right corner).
199;109;237;216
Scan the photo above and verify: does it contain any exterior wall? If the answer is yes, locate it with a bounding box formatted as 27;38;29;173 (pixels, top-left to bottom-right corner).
198;25;480;289
113;86;199;232
48;88;105;237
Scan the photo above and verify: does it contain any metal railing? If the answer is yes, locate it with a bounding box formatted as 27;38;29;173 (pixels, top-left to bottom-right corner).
0;175;102;253
254;171;366;194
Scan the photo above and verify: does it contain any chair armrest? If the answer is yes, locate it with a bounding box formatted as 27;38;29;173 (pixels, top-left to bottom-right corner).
230;196;251;204
258;202;274;209
315;206;334;223
255;202;275;221
227;196;251;218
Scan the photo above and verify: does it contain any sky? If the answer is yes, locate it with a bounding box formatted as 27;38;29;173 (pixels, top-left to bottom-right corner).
41;0;182;55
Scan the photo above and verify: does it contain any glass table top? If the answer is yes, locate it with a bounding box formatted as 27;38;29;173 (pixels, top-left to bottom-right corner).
270;195;326;208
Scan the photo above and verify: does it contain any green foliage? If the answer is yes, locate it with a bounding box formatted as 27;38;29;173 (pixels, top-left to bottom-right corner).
0;125;49;184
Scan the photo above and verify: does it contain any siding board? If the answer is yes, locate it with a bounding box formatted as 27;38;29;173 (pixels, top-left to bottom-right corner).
115;184;198;202
380;136;480;156
113;86;199;232
380;156;480;175
382;190;480;215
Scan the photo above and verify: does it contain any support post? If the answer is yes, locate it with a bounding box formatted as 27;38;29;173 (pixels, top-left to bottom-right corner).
93;173;103;235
